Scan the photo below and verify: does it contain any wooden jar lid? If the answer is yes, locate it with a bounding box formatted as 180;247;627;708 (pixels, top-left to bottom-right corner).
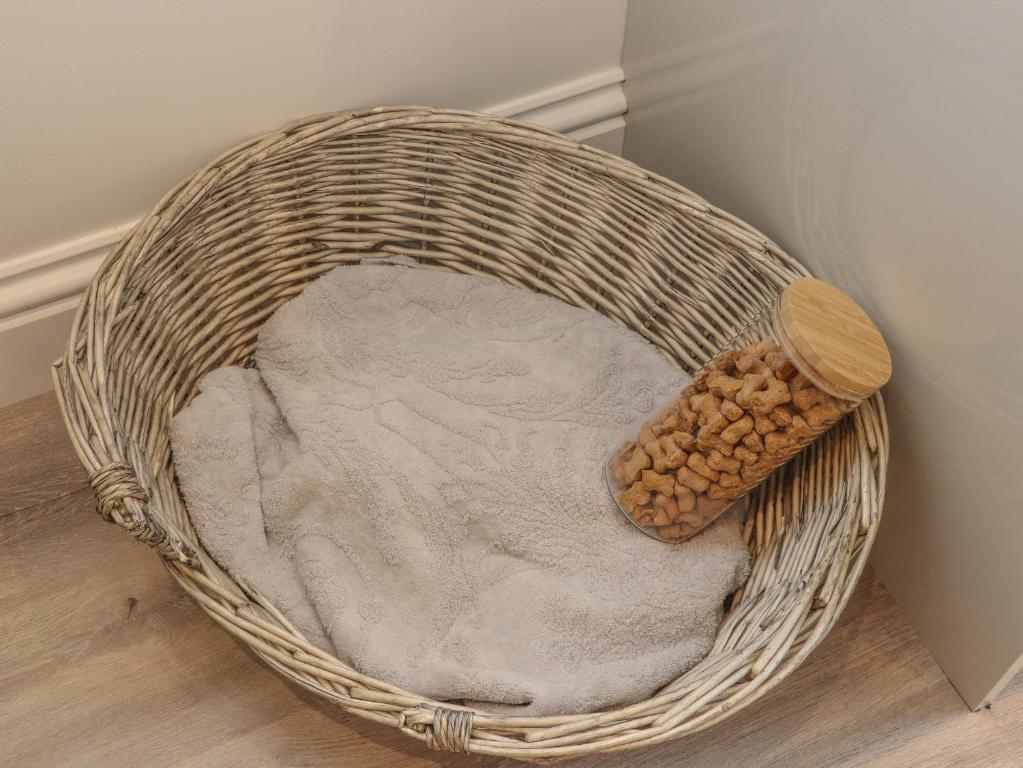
776;277;892;399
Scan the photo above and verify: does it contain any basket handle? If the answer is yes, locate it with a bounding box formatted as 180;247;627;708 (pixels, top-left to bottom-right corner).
398;705;474;753
90;462;199;567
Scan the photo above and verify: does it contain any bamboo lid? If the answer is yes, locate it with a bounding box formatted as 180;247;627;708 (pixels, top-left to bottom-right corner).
776;277;892;400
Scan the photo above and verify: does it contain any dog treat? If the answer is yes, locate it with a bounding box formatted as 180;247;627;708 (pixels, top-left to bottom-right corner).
608;337;857;542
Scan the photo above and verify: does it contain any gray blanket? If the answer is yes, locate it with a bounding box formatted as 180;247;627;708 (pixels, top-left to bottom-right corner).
171;262;749;715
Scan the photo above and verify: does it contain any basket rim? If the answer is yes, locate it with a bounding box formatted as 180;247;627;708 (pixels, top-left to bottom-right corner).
52;106;889;760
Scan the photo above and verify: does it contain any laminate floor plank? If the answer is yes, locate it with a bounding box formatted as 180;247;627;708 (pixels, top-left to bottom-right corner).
0;391;88;517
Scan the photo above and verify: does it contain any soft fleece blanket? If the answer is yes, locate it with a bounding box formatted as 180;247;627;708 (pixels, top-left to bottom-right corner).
171;262;749;715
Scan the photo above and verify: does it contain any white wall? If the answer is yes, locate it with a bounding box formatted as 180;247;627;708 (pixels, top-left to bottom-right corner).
0;0;628;405
623;0;1023;709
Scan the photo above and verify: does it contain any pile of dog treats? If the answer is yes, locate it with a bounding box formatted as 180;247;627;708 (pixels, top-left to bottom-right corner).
609;338;854;542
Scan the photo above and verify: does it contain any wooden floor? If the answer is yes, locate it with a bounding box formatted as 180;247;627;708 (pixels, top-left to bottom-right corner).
2;393;1021;767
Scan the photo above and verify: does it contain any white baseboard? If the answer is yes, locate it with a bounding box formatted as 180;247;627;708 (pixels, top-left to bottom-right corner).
0;224;137;322
488;68;626;139
0;70;627;408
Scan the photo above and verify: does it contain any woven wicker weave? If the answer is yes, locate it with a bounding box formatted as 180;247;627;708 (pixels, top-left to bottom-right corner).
53;107;888;761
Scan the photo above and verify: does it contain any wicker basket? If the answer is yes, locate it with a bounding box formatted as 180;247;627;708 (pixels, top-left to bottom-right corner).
54;107;888;761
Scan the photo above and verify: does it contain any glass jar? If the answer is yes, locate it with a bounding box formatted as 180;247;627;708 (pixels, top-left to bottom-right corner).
607;277;891;543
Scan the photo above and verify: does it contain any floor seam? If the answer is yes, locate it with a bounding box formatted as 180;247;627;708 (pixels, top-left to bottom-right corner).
2;482;92;521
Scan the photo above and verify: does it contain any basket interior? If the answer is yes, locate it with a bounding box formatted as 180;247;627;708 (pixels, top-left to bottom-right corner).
108;124;794;456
